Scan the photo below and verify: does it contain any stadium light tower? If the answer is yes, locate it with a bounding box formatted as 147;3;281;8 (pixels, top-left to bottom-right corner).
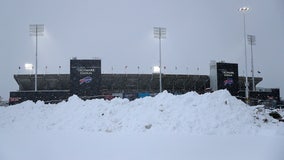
154;27;166;93
239;7;249;103
30;24;44;91
247;34;256;91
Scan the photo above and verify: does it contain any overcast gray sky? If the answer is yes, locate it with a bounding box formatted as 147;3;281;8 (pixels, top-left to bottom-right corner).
1;0;284;99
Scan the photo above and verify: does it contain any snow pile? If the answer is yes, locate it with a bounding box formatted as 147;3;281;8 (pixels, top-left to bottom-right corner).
1;90;284;160
1;90;283;135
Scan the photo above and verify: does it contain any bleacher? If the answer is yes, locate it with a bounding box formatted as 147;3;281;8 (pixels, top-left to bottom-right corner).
14;73;262;94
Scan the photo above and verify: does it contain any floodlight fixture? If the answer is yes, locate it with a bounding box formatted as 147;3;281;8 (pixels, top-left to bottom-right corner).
247;34;256;91
154;27;166;39
239;7;249;12
247;34;256;45
25;63;33;70
153;27;166;93
239;7;249;103
30;24;44;36
153;66;160;73
30;24;44;91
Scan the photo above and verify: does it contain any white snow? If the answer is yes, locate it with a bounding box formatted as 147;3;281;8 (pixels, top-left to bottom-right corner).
0;90;284;160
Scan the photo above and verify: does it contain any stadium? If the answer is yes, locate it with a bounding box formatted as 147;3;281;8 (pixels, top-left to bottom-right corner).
9;59;280;106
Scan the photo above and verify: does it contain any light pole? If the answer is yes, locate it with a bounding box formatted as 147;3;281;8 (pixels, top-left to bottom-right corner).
239;7;249;103
247;34;256;91
30;24;44;91
154;27;166;93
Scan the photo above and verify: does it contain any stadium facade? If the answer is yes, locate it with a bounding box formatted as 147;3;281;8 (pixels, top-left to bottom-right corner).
9;59;280;105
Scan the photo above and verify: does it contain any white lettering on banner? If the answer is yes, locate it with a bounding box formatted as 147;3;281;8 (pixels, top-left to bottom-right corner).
223;71;234;77
77;68;95;75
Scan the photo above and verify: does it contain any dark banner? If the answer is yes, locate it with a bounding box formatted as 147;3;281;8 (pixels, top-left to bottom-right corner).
217;63;239;96
70;59;101;96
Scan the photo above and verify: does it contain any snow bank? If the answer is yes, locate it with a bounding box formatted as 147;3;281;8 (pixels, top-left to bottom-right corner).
1;90;284;160
1;90;283;135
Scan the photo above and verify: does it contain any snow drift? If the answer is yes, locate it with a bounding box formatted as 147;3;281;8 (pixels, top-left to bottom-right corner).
1;90;284;160
1;90;283;135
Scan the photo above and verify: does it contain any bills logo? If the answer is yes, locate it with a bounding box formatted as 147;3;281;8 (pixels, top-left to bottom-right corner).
224;78;233;86
79;76;92;85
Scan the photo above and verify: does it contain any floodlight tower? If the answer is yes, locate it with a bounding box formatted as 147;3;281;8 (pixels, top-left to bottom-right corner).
154;27;166;93
239;7;249;103
30;24;44;91
247;35;256;91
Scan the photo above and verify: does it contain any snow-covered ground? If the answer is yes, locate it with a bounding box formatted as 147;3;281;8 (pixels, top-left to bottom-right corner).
1;90;284;160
